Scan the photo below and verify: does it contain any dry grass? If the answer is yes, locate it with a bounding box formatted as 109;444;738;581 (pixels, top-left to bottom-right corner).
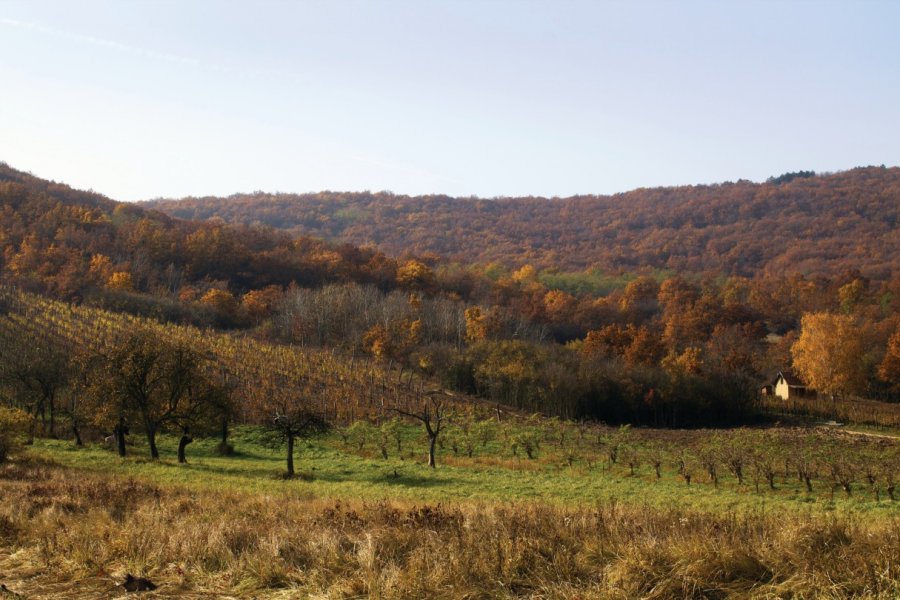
0;458;898;599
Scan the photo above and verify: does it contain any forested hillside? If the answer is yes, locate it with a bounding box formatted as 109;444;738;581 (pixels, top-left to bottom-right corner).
0;163;415;304
3;162;900;428
146;167;900;279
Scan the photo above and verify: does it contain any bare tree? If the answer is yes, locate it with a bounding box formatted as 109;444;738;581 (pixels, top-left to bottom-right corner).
258;378;329;477
391;390;450;468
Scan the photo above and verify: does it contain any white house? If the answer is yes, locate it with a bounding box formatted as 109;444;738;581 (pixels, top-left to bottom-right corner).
773;370;810;400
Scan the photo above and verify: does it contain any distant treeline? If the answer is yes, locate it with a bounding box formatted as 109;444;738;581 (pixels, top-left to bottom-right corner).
146;166;900;279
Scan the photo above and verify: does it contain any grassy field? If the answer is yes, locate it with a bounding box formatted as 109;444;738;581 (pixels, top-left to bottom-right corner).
1;424;898;598
21;423;900;517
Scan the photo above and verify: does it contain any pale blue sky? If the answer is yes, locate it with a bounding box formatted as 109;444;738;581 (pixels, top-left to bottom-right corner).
1;1;898;200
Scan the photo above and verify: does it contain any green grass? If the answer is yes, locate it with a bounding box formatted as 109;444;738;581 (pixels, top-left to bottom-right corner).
27;425;898;520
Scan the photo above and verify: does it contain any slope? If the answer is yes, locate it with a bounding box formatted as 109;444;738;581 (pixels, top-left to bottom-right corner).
146;166;900;279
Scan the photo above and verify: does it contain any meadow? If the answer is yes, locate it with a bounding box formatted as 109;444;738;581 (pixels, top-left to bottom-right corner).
1;423;898;599
19;424;900;515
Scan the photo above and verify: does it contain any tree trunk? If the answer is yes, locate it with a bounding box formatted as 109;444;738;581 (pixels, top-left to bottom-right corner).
221;419;229;446
48;395;56;438
114;423;127;457
428;433;437;468
73;422;83;447
147;427;160;460
286;434;295;476
177;431;193;464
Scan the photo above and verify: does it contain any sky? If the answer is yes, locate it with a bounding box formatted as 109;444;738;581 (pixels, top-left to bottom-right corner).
1;0;898;201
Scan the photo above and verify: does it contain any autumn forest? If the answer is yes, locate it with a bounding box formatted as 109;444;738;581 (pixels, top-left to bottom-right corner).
3;163;899;422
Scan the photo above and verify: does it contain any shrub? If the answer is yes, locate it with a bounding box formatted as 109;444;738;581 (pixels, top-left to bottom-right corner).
0;407;30;463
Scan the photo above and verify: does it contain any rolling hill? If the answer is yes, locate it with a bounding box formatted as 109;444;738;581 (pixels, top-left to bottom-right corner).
146;167;900;279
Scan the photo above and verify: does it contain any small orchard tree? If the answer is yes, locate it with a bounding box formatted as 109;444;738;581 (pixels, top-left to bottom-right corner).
473;419;497;448
718;431;750;486
829;455;857;498
601;425;632;468
376;424;390;459
698;445;719;487
346;420;373;452
644;441;667;480
391;390;450;468
749;443;781;492
258;379;329;477
512;430;540;460
562;436;582;467
444;425;463;456
676;448;697;486
272;410;328;477
381;416;404;454
174;375;231;464
790;435;821;494
621;442;642;476
861;448;883;502
453;418;476;458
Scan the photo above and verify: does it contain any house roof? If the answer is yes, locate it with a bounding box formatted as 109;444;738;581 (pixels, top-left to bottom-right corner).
777;370;806;387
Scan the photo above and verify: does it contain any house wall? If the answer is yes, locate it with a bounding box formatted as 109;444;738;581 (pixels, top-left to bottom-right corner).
774;377;790;400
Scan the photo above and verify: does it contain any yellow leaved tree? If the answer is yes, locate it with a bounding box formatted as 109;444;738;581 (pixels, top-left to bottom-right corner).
791;312;865;400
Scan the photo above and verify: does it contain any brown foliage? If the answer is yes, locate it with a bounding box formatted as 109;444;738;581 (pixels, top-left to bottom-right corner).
148;167;900;280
